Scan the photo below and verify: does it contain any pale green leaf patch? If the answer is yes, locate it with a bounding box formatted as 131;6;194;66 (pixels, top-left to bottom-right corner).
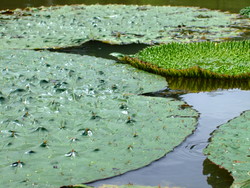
204;110;250;188
0;50;198;187
0;5;249;49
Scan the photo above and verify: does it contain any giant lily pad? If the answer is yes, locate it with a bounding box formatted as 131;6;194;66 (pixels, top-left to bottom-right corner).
0;5;249;49
112;41;250;79
0;50;199;187
204;110;250;188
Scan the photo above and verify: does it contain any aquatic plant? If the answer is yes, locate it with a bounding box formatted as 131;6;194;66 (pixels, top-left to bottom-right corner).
0;5;249;49
0;50;199;187
204;110;250;188
240;6;250;18
112;41;250;79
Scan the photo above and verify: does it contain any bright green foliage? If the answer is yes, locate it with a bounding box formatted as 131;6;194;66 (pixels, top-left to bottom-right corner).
0;5;249;49
240;7;250;18
0;50;198;187
113;41;250;79
204;110;250;188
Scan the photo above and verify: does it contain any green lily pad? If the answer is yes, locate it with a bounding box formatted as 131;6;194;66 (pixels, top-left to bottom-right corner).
0;50;198;187
112;41;250;79
204;110;250;188
240;7;250;18
0;5;249;49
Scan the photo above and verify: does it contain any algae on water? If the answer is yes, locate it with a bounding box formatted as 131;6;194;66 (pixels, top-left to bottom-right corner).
0;50;199;187
204;110;250;188
112;41;250;79
0;5;249;49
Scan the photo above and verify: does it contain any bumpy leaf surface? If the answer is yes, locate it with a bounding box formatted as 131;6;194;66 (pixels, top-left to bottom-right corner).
0;5;249;49
0;50;198;187
204;110;250;188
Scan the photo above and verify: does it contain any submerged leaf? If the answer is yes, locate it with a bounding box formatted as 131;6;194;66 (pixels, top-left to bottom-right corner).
0;5;249;49
204;110;250;187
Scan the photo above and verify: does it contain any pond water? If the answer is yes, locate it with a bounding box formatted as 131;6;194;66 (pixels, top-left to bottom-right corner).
1;1;250;187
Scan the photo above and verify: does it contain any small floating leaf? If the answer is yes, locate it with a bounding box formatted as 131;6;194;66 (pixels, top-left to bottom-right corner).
240;6;250;18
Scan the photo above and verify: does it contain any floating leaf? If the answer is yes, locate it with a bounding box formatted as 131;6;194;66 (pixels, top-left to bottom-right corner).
0;5;249;49
0;50;198;187
204;110;250;188
112;41;250;79
240;7;250;18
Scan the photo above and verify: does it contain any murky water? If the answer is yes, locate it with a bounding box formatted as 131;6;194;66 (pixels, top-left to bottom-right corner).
0;0;249;13
1;1;250;187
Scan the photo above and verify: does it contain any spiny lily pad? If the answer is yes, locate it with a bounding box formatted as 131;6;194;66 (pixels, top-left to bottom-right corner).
112;41;250;79
0;50;199;187
204;110;250;188
0;5;249;49
240;7;250;18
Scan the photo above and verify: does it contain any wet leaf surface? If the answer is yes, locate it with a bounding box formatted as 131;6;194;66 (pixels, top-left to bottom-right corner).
0;5;249;49
204;110;250;187
0;50;199;187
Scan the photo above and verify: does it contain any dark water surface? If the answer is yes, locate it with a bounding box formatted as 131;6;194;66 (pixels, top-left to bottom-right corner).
0;0;249;13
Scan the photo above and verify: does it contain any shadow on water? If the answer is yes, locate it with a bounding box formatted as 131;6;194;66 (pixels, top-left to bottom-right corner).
49;40;149;60
203;158;234;188
50;41;250;188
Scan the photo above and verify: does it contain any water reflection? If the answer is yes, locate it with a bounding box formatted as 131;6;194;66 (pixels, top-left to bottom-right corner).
166;77;250;92
203;158;233;188
1;0;249;13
